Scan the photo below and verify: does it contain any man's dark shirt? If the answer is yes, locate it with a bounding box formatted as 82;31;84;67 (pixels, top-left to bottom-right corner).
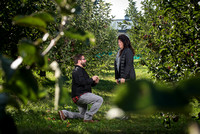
71;65;96;98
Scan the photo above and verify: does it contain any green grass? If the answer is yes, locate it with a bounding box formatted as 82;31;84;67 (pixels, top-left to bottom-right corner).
6;66;200;134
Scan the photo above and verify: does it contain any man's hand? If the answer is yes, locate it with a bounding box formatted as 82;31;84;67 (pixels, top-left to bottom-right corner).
92;76;98;81
92;76;99;83
95;77;99;83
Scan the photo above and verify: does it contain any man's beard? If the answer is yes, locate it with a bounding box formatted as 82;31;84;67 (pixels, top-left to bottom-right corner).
82;62;86;67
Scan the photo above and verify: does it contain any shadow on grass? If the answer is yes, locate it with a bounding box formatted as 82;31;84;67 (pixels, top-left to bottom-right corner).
13;99;188;134
100;71;115;77
15;110;78;134
16;109;187;134
135;66;149;69
75;114;187;134
94;79;116;92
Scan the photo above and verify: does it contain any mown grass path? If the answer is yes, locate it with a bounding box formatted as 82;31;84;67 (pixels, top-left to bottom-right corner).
8;66;194;134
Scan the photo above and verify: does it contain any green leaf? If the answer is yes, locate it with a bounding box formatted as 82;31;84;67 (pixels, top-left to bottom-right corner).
64;28;95;45
32;12;55;23
38;55;48;69
21;0;27;3
0;55;15;81
18;41;37;66
177;77;200;97
18;41;47;68
38;90;47;98
54;0;77;15
9;68;39;102
58;77;69;106
159;48;167;54
113;79;155;113
13;16;46;29
113;79;190;113
54;0;64;6
7;95;20;110
0;93;9;109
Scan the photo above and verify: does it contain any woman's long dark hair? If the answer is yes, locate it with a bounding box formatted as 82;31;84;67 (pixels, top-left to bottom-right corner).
118;34;135;56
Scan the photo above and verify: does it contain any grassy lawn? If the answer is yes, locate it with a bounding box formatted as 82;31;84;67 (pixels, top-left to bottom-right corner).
6;65;199;134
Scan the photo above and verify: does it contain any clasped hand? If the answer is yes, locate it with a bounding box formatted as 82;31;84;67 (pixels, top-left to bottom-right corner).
116;78;125;84
92;76;99;83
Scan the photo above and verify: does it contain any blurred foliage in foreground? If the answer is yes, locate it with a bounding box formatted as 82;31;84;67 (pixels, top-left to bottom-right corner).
114;76;200;114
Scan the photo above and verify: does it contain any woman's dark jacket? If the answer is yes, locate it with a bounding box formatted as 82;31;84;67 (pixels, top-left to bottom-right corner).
114;48;136;81
71;65;96;98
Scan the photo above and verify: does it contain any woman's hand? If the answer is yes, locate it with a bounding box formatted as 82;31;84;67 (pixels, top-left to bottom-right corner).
120;78;125;83
93;76;99;83
116;79;119;84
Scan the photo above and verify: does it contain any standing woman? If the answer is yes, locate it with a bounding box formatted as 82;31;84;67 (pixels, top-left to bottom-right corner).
114;34;136;84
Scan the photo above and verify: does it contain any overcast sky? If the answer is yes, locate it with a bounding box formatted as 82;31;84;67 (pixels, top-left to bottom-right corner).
105;0;143;19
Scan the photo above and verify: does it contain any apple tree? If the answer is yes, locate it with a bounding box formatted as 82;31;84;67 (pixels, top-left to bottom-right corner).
47;0;118;80
0;0;104;132
126;0;200;82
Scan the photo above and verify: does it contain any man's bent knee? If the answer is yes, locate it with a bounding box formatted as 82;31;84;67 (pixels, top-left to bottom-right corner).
97;96;103;104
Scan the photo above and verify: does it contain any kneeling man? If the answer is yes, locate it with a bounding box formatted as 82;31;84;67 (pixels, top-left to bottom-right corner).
58;54;103;122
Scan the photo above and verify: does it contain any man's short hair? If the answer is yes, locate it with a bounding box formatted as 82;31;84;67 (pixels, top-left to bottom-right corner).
74;54;84;64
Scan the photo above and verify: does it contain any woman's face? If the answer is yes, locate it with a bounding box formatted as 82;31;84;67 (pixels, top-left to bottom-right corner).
118;40;124;49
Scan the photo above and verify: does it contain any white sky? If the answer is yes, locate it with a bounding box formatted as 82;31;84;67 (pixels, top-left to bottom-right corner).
105;0;143;19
